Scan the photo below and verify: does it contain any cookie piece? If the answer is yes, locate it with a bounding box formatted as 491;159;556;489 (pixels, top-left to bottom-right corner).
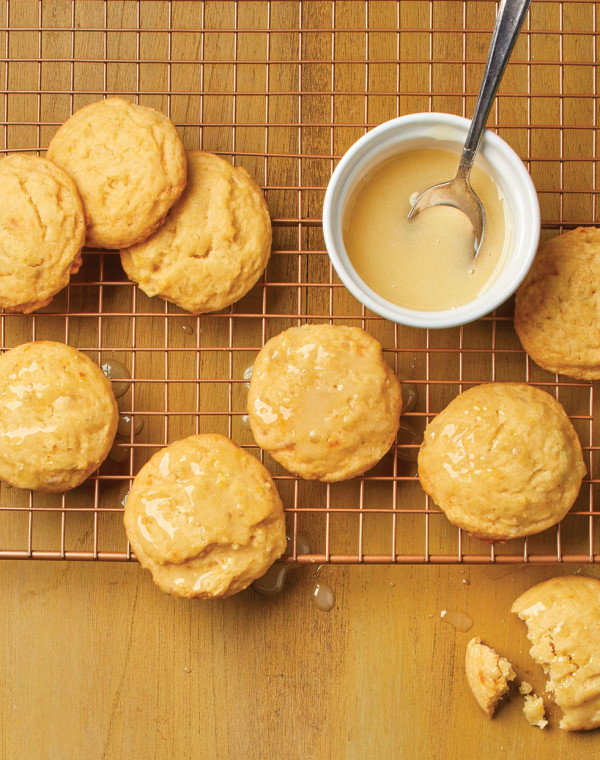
0;153;85;313
512;576;600;731
247;324;402;481
0;341;118;492
465;637;516;717
519;682;548;729
47;97;187;249
418;383;585;541
515;227;600;380
120;151;271;313
123;434;287;598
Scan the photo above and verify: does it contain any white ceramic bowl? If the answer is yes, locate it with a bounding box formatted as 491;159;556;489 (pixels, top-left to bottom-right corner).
322;112;540;329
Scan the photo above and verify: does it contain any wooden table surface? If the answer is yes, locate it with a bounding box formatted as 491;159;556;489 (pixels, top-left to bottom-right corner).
1;560;599;760
1;2;600;758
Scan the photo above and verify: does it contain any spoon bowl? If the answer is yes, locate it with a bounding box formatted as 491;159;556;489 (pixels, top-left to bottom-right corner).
408;174;485;254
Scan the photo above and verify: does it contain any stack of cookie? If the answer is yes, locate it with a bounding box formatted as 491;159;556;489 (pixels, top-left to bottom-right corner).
0;97;273;315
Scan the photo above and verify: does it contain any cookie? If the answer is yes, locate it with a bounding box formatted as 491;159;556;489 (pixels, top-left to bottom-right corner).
120;151;271;313
0;341;118;492
47;97;187;249
247;324;402;481
417;383;585;541
0;153;85;313
514;227;600;380
519;682;548;729
123;434;287;598
512;575;600;731
465;637;516;718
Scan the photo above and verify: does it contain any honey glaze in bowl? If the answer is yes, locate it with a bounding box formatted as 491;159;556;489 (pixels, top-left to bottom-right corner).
323;113;540;329
343;147;510;312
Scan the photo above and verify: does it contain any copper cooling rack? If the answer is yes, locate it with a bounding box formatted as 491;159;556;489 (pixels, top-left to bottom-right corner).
0;0;598;565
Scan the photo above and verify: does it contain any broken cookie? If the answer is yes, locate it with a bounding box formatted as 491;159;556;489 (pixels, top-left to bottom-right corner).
512;575;600;731
465;637;516;717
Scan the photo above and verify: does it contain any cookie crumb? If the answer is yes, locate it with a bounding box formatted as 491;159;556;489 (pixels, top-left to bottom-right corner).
519;682;548;729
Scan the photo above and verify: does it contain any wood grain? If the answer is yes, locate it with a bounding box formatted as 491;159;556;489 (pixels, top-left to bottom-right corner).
1;560;600;760
0;2;599;757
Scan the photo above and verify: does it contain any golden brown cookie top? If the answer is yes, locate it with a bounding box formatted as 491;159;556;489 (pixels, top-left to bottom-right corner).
0;153;85;313
47;97;187;249
247;324;402;481
0;341;118;492
515;227;600;380
120;151;271;313
512;575;600;731
124;434;287;598
418;383;585;540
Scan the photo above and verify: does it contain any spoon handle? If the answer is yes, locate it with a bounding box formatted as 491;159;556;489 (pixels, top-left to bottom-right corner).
457;0;531;179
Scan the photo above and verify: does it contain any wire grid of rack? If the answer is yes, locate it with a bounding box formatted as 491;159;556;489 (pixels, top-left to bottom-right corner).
0;0;598;565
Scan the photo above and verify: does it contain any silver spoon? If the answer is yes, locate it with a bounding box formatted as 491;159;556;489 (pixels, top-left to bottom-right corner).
408;0;531;254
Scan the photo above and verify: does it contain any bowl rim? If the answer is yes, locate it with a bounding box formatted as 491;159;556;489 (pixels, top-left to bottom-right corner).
322;112;541;329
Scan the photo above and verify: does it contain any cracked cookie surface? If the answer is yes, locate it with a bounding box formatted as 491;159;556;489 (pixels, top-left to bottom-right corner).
417;383;585;540
515;227;600;380
0;153;85;313
47;97;187;249
0;341;118;492
512;575;600;731
123;434;287;598
247;324;402;481
120;151;271;313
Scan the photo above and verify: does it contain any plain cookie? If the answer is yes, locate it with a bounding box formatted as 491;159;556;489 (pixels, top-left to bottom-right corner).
515;227;600;380
0;341;118;492
417;383;586;540
120;151;271;313
123;434;287;598
512;576;600;731
0;153;85;313
47;97;187;249
465;637;516;718
247;324;402;481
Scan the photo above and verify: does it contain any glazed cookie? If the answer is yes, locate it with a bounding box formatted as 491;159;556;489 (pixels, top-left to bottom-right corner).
465;637;516;718
0;153;85;313
0;341;118;492
123;434;287;598
512;576;600;731
515;227;600;380
120;151;271;313
247;324;402;481
47;97;187;249
417;383;585;541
